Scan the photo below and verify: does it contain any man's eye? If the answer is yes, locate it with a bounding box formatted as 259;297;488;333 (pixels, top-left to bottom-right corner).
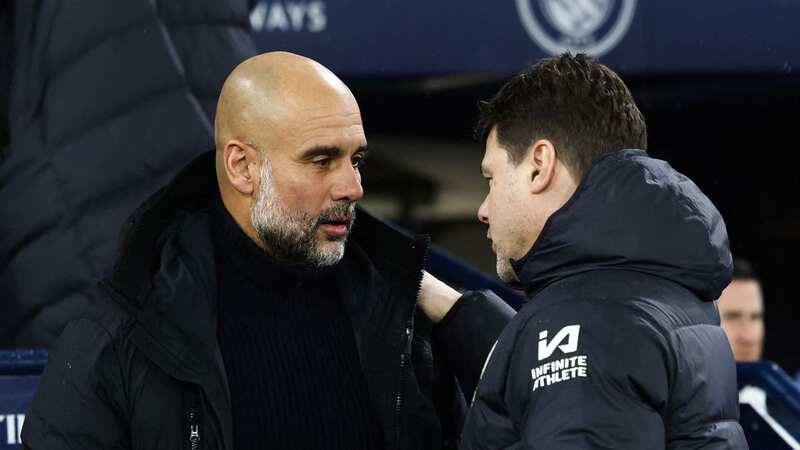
352;155;367;168
313;158;331;168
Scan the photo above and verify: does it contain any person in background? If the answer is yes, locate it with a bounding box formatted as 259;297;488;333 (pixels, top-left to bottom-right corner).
718;258;765;362
0;0;257;347
720;258;800;439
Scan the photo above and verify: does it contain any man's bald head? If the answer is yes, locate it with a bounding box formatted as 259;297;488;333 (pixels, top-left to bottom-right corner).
213;52;367;266
215;51;356;157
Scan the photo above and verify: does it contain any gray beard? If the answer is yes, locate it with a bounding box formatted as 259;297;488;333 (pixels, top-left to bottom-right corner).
250;157;355;268
496;255;520;284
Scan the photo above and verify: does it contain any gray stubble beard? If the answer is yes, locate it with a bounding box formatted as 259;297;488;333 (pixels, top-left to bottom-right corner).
250;156;355;268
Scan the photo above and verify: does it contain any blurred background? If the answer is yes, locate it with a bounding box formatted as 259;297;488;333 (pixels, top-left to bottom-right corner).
1;0;799;447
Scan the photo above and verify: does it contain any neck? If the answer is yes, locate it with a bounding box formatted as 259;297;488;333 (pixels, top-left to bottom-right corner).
219;190;266;250
550;163;580;210
212;196;333;290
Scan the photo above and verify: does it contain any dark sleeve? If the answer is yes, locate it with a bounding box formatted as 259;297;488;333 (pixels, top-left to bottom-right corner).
433;290;515;399
21;319;130;450
510;303;671;449
0;0;12;152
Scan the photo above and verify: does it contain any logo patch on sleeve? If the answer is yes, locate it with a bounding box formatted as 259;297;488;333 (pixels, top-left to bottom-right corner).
531;325;588;391
537;325;580;360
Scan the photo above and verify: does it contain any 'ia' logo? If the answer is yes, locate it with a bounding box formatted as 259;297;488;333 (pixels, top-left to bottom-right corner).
537;325;580;360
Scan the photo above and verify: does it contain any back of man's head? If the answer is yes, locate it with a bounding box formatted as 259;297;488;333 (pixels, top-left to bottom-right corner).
476;53;647;181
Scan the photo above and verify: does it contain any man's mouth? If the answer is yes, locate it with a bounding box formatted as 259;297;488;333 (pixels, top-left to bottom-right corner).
319;217;352;238
487;234;497;254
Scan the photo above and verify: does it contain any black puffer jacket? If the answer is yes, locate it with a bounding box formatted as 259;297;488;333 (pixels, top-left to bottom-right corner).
22;151;517;450
454;150;748;449
0;0;255;347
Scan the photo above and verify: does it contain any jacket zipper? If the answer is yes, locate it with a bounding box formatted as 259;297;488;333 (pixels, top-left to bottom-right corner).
187;410;200;450
185;388;202;450
395;320;414;448
394;235;429;448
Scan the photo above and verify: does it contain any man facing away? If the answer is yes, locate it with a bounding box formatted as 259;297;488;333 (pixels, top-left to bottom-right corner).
426;54;749;449
21;52;513;450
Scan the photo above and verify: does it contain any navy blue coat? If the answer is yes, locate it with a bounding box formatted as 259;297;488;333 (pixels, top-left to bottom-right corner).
456;150;748;449
0;0;255;346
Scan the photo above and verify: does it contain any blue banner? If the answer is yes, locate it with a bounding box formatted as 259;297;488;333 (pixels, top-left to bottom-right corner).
0;376;39;449
250;0;798;76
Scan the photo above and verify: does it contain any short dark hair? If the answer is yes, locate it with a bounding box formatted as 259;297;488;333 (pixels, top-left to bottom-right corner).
732;257;758;281
476;53;647;180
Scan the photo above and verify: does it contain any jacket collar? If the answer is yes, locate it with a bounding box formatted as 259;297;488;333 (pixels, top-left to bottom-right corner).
108;150;425;346
511;149;732;300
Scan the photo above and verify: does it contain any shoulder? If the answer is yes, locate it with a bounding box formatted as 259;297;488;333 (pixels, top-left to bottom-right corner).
50;297;135;381
25;288;140;412
489;290;673;413
513;272;678;350
492;289;673;381
41;285;140;392
22;306;138;449
514;290;667;345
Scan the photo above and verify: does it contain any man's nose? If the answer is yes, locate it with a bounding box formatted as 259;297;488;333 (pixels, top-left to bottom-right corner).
332;165;364;203
739;325;761;345
477;197;489;225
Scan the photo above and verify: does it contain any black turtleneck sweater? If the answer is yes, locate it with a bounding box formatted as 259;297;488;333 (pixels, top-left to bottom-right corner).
212;202;384;450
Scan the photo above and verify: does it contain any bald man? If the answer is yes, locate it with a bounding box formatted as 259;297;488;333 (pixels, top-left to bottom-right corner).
21;52;512;450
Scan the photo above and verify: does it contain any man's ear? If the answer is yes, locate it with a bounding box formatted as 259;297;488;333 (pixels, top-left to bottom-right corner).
223;140;259;196
525;139;558;194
